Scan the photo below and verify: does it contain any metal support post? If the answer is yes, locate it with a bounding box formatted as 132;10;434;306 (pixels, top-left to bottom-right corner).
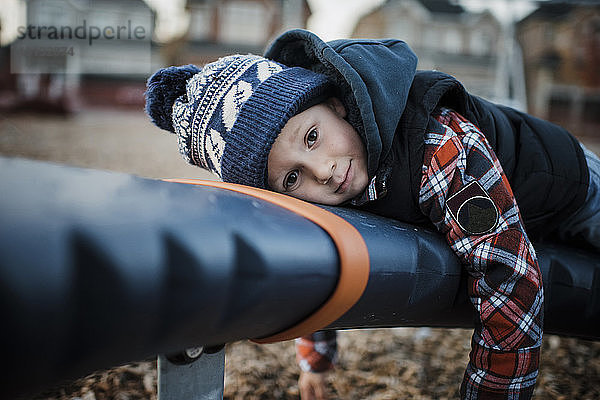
158;347;226;400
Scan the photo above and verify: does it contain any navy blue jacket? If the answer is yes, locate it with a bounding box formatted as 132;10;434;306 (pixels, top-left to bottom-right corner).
265;29;589;240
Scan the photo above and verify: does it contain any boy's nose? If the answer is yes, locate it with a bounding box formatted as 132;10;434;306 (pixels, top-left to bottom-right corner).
313;159;335;185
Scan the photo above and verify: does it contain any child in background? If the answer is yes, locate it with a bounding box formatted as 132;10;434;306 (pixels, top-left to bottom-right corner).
145;29;599;399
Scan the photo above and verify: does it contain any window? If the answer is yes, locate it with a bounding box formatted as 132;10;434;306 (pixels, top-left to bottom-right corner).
219;1;269;45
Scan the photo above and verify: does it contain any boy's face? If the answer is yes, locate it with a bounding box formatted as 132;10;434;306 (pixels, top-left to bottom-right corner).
268;97;369;205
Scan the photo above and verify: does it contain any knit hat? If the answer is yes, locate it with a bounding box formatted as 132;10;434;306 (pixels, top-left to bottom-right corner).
145;54;332;188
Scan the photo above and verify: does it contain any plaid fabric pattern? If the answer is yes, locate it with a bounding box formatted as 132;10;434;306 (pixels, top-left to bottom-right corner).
421;108;544;399
295;331;337;373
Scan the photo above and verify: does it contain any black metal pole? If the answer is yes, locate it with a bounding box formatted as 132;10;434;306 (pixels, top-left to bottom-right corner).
0;156;598;399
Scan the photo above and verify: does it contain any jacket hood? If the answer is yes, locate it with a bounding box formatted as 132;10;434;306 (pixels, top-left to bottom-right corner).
265;29;418;177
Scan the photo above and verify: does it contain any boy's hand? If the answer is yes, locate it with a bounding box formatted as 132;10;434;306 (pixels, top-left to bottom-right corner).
298;370;330;400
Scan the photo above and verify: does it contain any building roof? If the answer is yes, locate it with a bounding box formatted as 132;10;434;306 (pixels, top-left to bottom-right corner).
526;1;575;20
523;0;600;23
418;0;464;14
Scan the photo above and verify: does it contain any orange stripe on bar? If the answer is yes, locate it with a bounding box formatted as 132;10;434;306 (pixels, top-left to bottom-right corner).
164;178;370;344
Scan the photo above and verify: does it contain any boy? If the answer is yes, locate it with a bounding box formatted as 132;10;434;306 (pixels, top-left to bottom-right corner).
145;29;599;399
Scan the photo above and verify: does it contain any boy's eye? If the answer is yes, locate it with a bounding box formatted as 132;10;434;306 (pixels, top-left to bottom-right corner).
306;129;318;148
284;170;299;190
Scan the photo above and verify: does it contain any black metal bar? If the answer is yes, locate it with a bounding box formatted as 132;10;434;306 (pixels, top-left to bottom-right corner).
0;156;598;399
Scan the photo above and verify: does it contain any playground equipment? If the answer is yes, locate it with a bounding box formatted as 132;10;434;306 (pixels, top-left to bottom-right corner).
0;156;598;399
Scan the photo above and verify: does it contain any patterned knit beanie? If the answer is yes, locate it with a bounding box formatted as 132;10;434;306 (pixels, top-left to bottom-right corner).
145;54;332;188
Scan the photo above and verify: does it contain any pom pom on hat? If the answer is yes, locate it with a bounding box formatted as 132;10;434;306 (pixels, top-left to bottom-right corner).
145;55;332;188
145;64;201;133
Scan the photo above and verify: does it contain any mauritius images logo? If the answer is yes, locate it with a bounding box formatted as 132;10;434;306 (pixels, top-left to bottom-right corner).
11;1;152;74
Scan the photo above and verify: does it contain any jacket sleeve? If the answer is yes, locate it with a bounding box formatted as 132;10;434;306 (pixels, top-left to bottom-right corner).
295;331;337;373
419;109;544;399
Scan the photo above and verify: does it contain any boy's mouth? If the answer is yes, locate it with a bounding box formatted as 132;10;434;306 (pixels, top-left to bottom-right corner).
335;160;353;194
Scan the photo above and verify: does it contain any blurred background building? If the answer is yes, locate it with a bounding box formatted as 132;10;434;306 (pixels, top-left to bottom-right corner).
0;0;598;179
2;0;155;112
517;1;600;136
178;0;311;65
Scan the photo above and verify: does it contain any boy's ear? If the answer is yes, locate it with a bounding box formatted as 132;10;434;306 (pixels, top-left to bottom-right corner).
326;97;347;118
